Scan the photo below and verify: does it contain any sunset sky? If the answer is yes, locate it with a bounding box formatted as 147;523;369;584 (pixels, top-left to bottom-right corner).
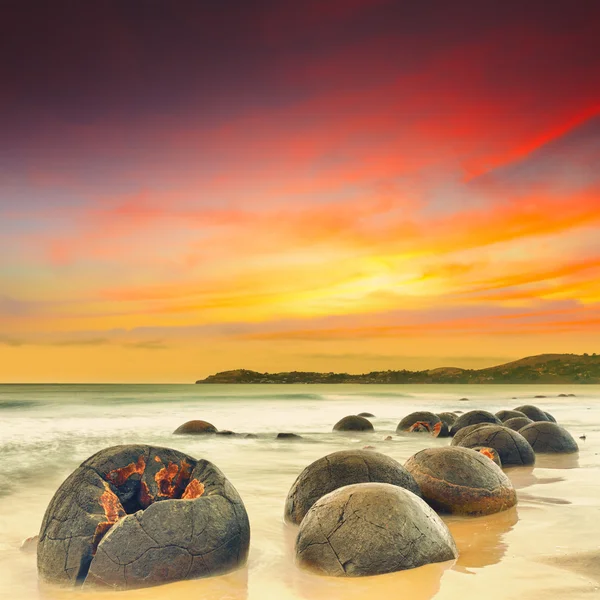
1;1;599;382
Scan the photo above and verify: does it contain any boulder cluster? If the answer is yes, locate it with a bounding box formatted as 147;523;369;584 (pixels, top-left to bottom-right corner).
36;400;579;588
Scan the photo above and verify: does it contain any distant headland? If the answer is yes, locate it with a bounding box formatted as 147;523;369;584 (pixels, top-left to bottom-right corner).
196;353;600;384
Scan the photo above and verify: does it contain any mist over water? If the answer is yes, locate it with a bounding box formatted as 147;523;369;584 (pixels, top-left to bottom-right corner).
1;384;599;599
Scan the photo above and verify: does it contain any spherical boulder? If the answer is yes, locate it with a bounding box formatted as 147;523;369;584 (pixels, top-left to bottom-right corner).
397;411;446;437
173;420;217;435
451;410;502;436
495;410;527;422
544;411;557;423
357;412;375;418
405;447;515;515
37;445;250;589
504;416;533;431
471;446;502;468
514;405;550;422
451;423;492;445
438;412;458;427
284;450;421;525
295;483;457;576
277;432;303;440
333;415;374;432
453;425;535;466
519;422;578;453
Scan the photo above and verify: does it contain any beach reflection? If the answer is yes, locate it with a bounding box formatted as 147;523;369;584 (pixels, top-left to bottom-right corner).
445;507;518;571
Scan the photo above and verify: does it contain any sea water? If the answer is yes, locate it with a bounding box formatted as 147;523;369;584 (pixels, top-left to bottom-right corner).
0;384;599;599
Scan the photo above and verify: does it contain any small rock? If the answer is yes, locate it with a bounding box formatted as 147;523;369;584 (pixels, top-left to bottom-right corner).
357;412;375;417
333;415;374;432
20;535;38;554
277;433;303;440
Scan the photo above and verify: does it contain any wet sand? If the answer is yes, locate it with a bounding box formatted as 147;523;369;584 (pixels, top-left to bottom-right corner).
0;384;599;599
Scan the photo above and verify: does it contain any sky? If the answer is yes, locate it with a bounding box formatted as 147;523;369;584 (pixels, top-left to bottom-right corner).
1;1;599;382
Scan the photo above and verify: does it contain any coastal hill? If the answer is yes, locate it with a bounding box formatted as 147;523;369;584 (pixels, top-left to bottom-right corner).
196;353;600;384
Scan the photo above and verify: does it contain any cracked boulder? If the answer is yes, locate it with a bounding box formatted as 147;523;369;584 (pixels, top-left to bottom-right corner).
405;447;516;516
437;412;458;428
451;423;493;446
37;445;249;590
452;425;535;466
333;415;374;432
284;450;421;525
451;410;502;436
514;405;550;422
397;411;448;437
519;422;578;453
471;446;502;468
295;482;457;576
504;416;533;431
495;409;528;422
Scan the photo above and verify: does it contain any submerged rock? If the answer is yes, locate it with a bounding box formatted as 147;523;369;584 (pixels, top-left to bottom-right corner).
453;425;535;466
277;432;303;440
284;450;420;525
519;422;579;454
405;447;515;515
37;445;249;590
438;412;458;427
333;415;374;432
496;409;527;422
357;412;375;417
295;483;457;576
173;420;217;435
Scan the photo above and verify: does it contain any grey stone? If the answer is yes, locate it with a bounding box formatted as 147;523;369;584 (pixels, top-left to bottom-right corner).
495;409;527;422
284;450;421;525
295;483;457;576
519;422;578;453
333;415;374;432
514;405;550;422
504;416;533;431
451;410;502;436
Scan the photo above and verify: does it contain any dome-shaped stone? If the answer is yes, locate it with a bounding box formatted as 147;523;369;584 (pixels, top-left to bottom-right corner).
333;415;374;432
451;423;491;445
405;447;515;515
357;412;375;417
495;410;527;422
397;411;447;437
453;425;535;466
514;405;550;422
451;411;502;436
438;412;458;427
284;450;421;525
295;483;457;576
544;411;557;423
504;416;533;431
173;420;217;435
38;445;249;589
519;422;578;453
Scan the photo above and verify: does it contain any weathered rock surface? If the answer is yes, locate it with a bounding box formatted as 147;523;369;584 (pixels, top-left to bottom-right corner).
514;405;550;422
471;446;502;468
277;433;303;440
504;416;533;431
37;445;249;590
451;423;493;446
333;415;374;432
451;411;502;436
284;450;421;525
544;411;557;423
496;410;528;422
405;447;515;515
397;411;446;437
519;422;579;453
295;483;457;576
357;412;375;417
453;425;535;466
173;420;217;435
438;412;458;427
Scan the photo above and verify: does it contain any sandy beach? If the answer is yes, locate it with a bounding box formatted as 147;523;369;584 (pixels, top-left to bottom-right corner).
1;383;599;599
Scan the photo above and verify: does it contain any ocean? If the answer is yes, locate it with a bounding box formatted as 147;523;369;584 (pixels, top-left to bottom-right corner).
1;384;599;599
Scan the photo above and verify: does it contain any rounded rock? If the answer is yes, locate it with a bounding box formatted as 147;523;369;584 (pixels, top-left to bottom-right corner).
519;422;578;454
544;411;557;423
514;405;550;422
495;409;527;422
397;411;446;437
37;445;250;589
173;420;217;435
504;416;533;431
333;415;374;432
451;410;502;436
451;423;491;445
405;447;515;515
471;446;502;468
284;450;421;525
453;425;535;466
277;432;303;440
295;483;457;576
438;412;458;427
357;412;375;418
